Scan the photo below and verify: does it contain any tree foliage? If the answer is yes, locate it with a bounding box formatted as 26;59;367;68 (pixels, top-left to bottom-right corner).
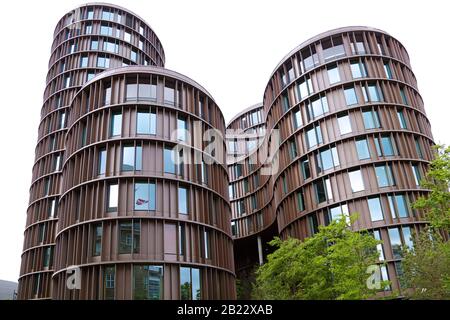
252;215;385;300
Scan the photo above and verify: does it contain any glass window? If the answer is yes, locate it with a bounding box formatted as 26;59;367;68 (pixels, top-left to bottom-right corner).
98;148;107;175
317;147;339;172
134;182;156;211
180;267;201;300
104;266;115;299
412;164;421;186
368;84;382;102
293;109;302;129
126;83;138;101
104;86;112;105
375;164;395;187
178;187;188;214
64;76;71;88
93;224;102;256
415;138;423;159
38;224;46;243
368;197;384;221
119;220;140;254
388;227;402;259
402;227;413;250
124;32;131;43
139;83;157;101
328;204;350;224
42;247;52;267
314;178;331;203
87;72;95;81
103;41;118;53
102;10;113;21
355;138;370;160
87;9;94;19
281;94;290;113
203;230;210;259
308;214;319;235
131;50;137;62
373;230;385;261
400;87;408;105
53;154;61;172
91;40;98;50
296;190;305;211
100;24;112;36
362;110;380;129
122;146;142;171
349;169;365;192
133;265;163;300
383;62;393;79
107;183;118;211
97;56;110;68
229;185;234;199
350;61;367;78
177;117;187;141
327;65;340;84
110;112;122;136
300;158;311;179
344;87;358;106
289;139;298;160
389;194;409;218
307;96;328;120
164;147;176;174
397;110;407;129
48;199;56;218
338;114;352;135
86;24;92;34
137;110;157;134
381;135;395;156
306;126;322;149
164;86;175;105
80;56;88;68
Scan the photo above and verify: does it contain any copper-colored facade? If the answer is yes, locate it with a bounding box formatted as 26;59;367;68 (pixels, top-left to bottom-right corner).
228;26;434;295
19;3;235;300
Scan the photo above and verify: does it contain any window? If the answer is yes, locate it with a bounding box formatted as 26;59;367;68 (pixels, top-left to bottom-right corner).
289;139;298;160
297;191;305;211
87;9;94;19
98;148;107;175
388;194;409;218
64;76;71;88
293;108;303;129
139;83;157;101
300;158;311;179
402;227;414;250
87;72;95;81
367;84;382;102
322;37;345;61
327;204;349;224
235;163;243;178
164;147;176;174
107;183;118;211
314;178;332;203
110;112;122;136
362;109;380;129
103;266;115;299
86;23;92;34
38;224;46;243
373;230;385;261
102;10;113;21
97;56;110;68
126;82;138;101
133;265;163;300
104;85;112;105
53;154;61;172
178;187;188;214
122;145;142;171
103;41;118;53
342;87;357;106
229;185;234;199
124;31;131;42
80;56;88;68
44;178;51;196
298;77;313;99
348;169;365;192
384;62;393;79
177;117;187;141
388;227;402;259
203;230;210;259
131;50;137;62
368;197;384;221
231;221;237;236
48;199;56;218
180;267;200;300
350;61;367;78
100;24;112;36
306;125;322;149
412;164;421;186
137;110;157;134
350;34;365;54
200;161;208;184
397;109;407;129
338;114;352;135
178;224;186;255
281;94;289;113
380;135;395;156
327;65;340;84
317;146;339;172
375;164;395;187
164;86;175;105
308;214;319;235
355;138;370;160
43;247;52;268
80;126;87;147
134;182;156;211
119;220;140;254
91;39;99;50
400;87;408;105
93;224;102;256
415;138;423;159
307;96;328;120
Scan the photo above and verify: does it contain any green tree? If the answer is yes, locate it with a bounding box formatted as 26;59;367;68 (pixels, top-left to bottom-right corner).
252;215;386;300
401;145;450;299
401;230;450;299
412;145;450;233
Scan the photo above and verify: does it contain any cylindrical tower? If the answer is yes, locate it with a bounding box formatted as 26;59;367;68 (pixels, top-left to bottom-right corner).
262;26;434;293
52;66;235;299
19;3;165;299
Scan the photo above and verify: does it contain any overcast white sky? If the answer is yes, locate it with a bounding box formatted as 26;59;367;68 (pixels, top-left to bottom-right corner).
0;0;449;282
